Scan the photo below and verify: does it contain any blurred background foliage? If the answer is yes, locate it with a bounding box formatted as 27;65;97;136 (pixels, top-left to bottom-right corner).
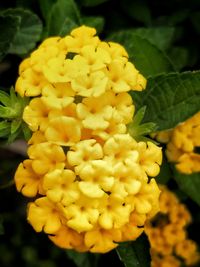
0;0;200;266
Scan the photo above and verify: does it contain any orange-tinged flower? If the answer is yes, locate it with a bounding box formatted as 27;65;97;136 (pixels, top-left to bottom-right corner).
49;225;85;250
84;228;121;253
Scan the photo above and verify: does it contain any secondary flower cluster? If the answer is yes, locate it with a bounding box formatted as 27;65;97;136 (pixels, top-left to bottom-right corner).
154;112;200;174
145;186;200;267
14;26;162;253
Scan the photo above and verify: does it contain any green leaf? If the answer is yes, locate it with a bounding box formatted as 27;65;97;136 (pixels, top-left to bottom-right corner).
108;32;174;77
66;250;99;267
0;121;10;138
131;71;200;131
127;106;157;141
59;17;78;36
173;170;200;206
116;233;151;267
2;8;42;55
82;16;105;34
79;0;109;7
38;0;57;23
11;119;22;135
0;90;11;106
21;122;32;141
47;0;81;36
0;106;18;119
128;27;175;51
0;15;20;60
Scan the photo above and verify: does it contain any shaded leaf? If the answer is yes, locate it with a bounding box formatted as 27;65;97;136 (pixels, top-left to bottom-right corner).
66;250;99;267
116;233;151;267
47;0;81;36
131;71;200;131
156;155;172;184
173;170;200;206
79;0;109;7
128;27;175;51
169;46;189;71
2;8;42;55
82;16;105;34
108;32;174;77
0;15;20;60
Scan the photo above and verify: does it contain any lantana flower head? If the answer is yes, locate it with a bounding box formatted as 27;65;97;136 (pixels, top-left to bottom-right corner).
154;112;200;174
145;186;200;267
14;25;162;253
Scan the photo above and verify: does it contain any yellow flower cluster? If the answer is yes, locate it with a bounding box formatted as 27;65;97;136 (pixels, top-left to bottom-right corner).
145;186;200;267
14;26;162;253
154;112;200;174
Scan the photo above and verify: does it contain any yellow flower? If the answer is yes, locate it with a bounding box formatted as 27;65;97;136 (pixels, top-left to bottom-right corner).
15;68;48;97
98;194;132;229
67;139;104;168
84;228;121;253
14;159;44;197
41;83;74;110
30;42;61;73
133;179;160;217
120;212;146;242
43;169;79;205
23;98;50;132
44;116;81;146
176;152;200;174
111;162;142;199
162;112;200;174
27;197;62;234
27;142;66;175
137;141;162;177
79;45;111;71
106;59;141;93
49;225;85;250
103;134;138;165
77;160;114;198
61;195;99;232
64;26;100;53
99;41;128;60
71;71;108;97
28;131;46;145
